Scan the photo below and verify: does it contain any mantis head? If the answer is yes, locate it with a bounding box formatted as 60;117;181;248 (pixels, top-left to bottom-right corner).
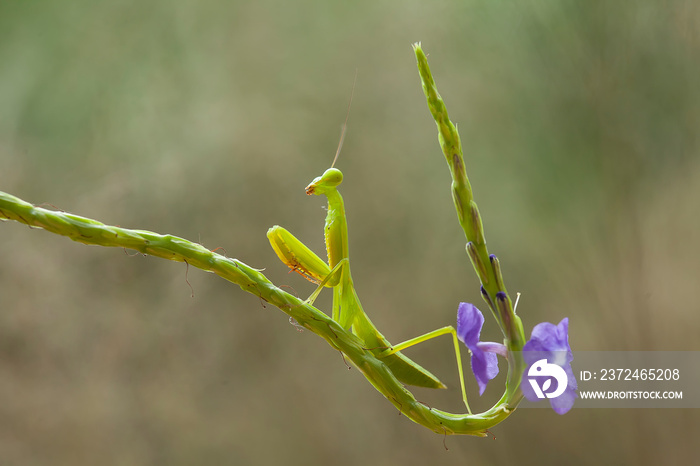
305;168;343;195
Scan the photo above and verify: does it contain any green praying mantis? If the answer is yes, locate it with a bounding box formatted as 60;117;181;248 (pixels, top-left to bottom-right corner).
0;44;527;436
266;122;472;410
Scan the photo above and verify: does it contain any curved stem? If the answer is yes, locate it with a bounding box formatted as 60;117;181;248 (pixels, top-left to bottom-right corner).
0;190;514;436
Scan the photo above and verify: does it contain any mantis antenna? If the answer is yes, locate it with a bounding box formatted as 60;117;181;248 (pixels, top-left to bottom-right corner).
331;69;358;169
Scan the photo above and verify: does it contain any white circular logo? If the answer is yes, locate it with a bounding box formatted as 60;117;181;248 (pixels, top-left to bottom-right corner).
527;358;568;399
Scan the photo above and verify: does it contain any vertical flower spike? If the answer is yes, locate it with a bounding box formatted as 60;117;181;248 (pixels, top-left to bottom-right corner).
522;318;577;414
457;303;500;395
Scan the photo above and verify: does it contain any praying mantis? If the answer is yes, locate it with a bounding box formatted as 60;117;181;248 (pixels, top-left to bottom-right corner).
266;108;473;411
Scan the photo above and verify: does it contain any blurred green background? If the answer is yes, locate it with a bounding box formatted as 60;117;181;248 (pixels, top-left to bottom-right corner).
1;0;699;464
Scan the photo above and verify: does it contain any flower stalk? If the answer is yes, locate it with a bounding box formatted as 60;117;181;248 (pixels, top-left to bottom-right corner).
413;43;526;402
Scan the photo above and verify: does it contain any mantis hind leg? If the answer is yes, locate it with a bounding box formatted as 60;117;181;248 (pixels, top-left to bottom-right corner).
378;326;472;414
352;304;447;390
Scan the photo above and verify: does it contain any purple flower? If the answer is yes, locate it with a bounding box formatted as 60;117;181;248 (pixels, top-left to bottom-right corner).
456;303;502;395
456;301;575;415
522;318;577;414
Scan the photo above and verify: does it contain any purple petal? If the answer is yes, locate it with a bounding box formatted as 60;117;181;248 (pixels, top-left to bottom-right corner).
457;303;499;395
472;351;499;395
456;302;483;348
522;318;577;414
524;318;571;354
476;341;508;358
549;376;577;414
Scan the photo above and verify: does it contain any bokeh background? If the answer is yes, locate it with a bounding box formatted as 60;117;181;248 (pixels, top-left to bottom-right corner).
1;0;699;464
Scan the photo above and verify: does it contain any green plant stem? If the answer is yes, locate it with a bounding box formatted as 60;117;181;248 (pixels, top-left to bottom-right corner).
0;190;515;436
413;43;526;403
